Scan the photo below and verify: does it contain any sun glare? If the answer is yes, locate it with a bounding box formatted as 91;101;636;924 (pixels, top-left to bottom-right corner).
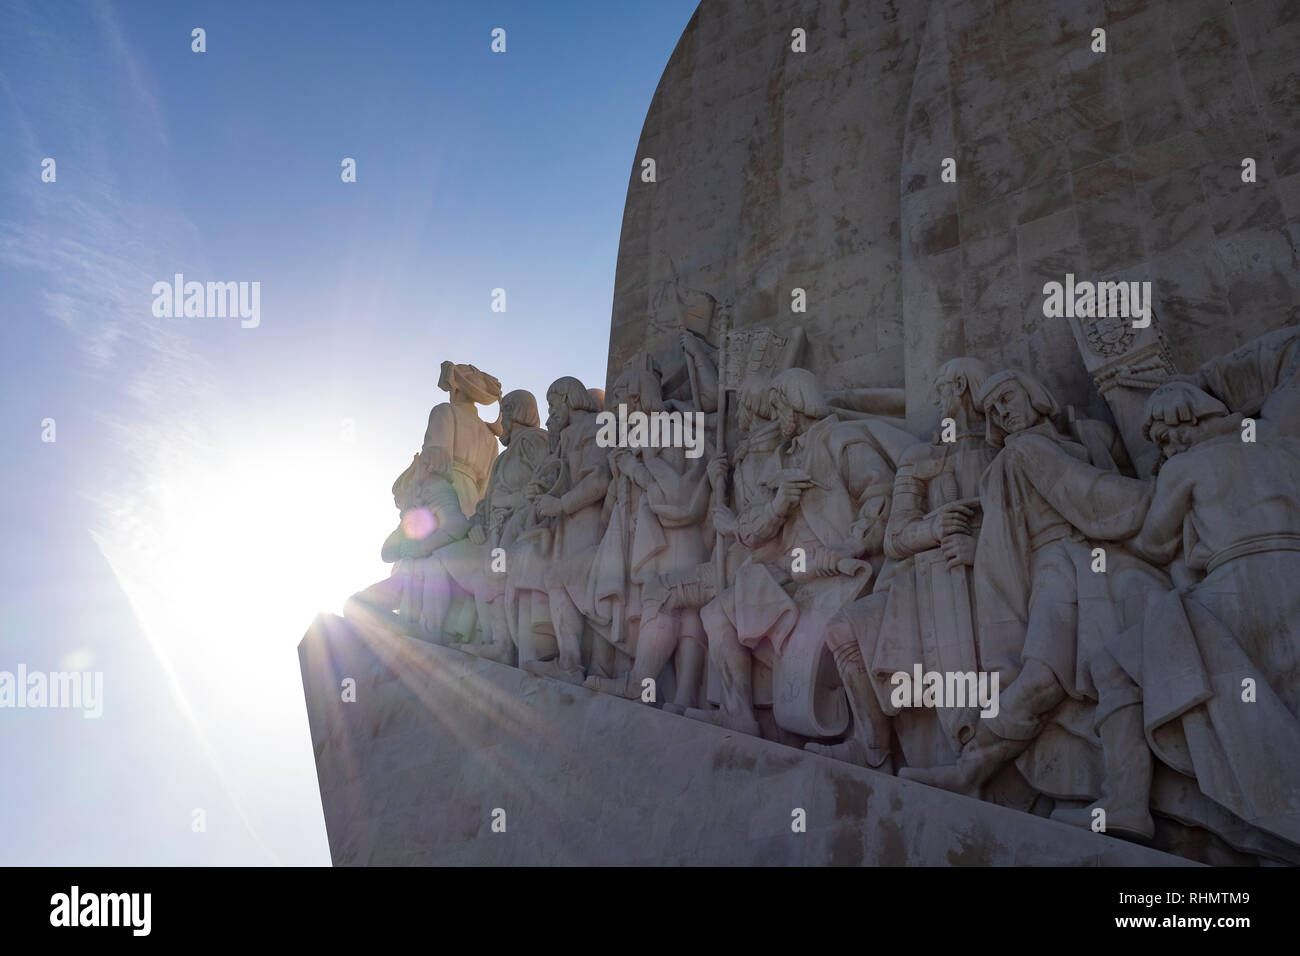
91;431;397;856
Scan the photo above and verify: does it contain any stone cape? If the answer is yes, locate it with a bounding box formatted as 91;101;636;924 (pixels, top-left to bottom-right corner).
307;0;1300;866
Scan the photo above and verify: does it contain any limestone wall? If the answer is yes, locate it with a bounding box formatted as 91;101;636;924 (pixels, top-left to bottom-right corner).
300;614;1191;866
608;0;1300;432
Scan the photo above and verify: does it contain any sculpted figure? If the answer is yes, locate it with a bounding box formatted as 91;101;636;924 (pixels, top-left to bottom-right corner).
516;377;611;686
1053;381;1300;849
415;390;549;658
901;368;1166;797
344;451;470;638
687;368;890;738
585;368;713;710
1158;324;1300;437
640;287;720;414
421;361;503;517
808;358;997;770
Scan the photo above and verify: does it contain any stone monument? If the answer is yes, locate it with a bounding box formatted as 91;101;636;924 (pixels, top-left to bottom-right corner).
303;0;1300;866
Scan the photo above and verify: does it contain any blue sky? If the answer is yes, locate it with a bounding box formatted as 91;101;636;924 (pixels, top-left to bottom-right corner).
0;0;698;865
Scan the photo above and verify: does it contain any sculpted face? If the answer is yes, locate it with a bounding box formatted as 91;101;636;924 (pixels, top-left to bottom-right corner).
546;394;570;437
987;380;1038;435
500;396;521;444
1149;415;1228;460
1148;421;1192;460
770;388;812;441
935;374;963;419
774;396;799;440
625;385;645;415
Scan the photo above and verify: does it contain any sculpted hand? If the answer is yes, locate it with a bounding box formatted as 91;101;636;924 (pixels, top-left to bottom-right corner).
707;456;729;489
931;502;974;540
536;494;564;519
941;533;977;569
775;474;815;511
712;506;738;536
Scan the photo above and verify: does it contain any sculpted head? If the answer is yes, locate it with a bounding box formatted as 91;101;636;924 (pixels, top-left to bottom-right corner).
736;376;775;431
976;369;1059;447
499;389;540;445
1143;380;1233;462
545;376;598;437
934;357;993;422
770;368;830;440
623;368;665;414
439;361;501;406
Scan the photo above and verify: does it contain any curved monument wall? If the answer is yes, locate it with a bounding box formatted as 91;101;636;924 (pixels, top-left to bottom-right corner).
608;0;1300;432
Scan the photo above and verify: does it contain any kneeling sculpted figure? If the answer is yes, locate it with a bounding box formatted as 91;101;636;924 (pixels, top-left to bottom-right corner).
901;368;1166;799
1053;380;1300;848
344;451;470;637
418;389;550;656
689;368;891;738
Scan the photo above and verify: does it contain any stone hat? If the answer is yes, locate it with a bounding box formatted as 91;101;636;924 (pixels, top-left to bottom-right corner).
439;361;502;406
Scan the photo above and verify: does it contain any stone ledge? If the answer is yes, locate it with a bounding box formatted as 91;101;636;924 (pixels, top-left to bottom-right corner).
299;613;1194;866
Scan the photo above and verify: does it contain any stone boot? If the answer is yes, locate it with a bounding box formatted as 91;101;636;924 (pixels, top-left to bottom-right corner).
899;724;1024;796
804;665;893;770
1050;704;1155;840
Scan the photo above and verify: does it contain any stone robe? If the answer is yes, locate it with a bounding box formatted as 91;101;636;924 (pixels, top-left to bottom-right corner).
422;400;500;517
1123;430;1300;850
710;417;891;736
974;424;1165;698
417;425;550;640
865;434;997;765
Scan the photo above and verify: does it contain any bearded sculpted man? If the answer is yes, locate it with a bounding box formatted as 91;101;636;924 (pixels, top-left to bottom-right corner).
586;377;780;715
1051;380;1300;851
514;376;611;686
901;368;1167;798
422;361;503;518
414;390;549;659
687;368;891;738
807;357;996;771
344;450;470;638
584;368;712;712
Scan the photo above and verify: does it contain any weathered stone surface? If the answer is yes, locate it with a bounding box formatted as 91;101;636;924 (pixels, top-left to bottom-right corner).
301;613;1192;866
609;0;1300;434
313;0;1300;868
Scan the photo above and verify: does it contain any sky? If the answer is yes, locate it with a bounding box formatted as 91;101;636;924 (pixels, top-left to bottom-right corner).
0;0;699;865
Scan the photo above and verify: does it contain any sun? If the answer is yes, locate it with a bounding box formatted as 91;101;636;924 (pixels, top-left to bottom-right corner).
91;430;399;857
